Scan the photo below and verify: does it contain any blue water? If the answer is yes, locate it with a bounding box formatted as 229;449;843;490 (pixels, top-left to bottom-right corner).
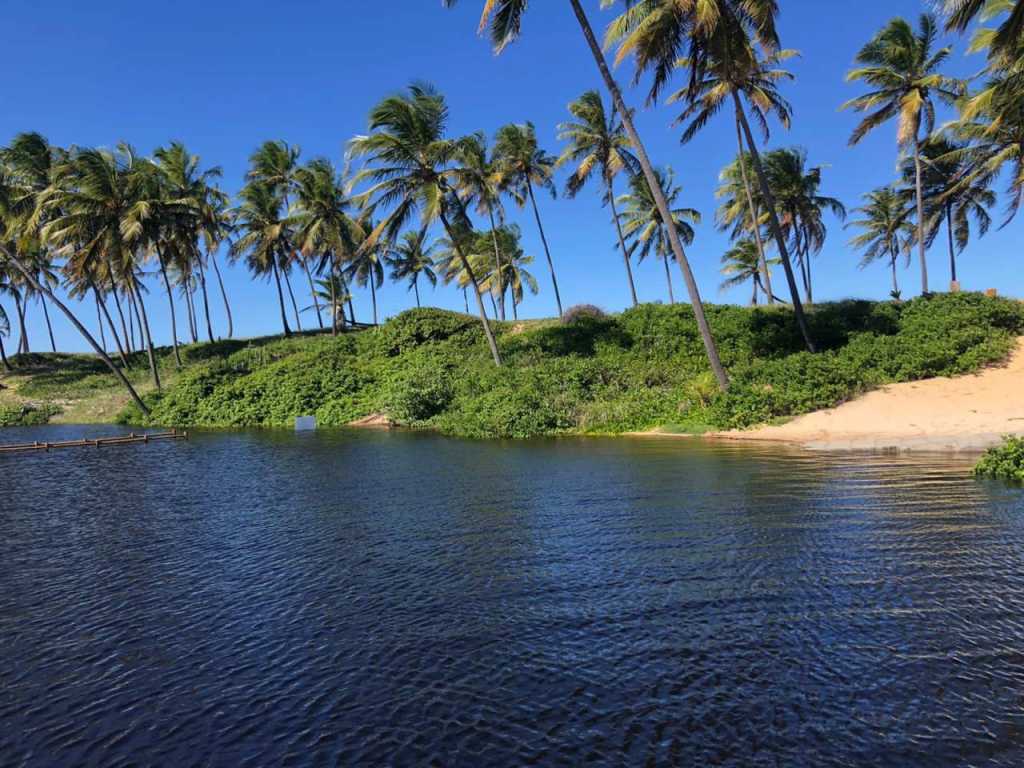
2;426;1023;766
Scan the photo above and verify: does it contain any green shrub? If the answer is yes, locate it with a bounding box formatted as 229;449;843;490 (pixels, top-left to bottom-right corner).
0;403;61;427
974;437;1024;483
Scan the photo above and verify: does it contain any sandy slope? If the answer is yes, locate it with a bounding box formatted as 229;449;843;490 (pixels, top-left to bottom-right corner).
709;338;1024;452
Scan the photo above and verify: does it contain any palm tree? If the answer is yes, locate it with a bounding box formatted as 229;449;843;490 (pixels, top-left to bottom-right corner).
847;187;916;300
605;0;816;353
843;14;963;295
247;140;314;330
344;215;386;325
617;168;700;305
944;0;1024;64
385;231;438;308
0;300;10;371
492;122;564;316
443;0;731;390
307;275;353;327
230;182;293;337
557;89;642;306
720;240;778;306
348;83;502;365
40;145;162;389
763;148;846;304
452;133;509;319
291;158;358;335
197;183;234;338
898;138;995;285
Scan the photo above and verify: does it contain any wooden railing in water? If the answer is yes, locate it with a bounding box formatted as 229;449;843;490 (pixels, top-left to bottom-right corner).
0;429;188;455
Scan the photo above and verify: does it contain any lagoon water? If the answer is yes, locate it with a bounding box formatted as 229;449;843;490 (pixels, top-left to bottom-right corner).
2;425;1024;766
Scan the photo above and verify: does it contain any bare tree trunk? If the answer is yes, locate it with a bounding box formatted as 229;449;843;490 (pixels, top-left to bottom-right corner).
487;206;506;320
890;248;900;299
210;252;233;338
271;259;293;337
608;180;639;307
155;245;183;367
569;0;729;389
282;266;303;331
14;294;28;355
661;253;676;304
40;294;57;352
525;179;563;317
92;284;129;368
735;115;774;304
96;297;107;350
370;277;378;326
302;256;324;329
752;277;759;306
463;288;469;313
106;262;132;354
2;245;150;414
946;202;957;285
132;280;162;391
733;93;816;353
183;283;198;344
913;140;930;294
0;334;10;372
129;286;144;356
414;278;421;308
439;209;502;366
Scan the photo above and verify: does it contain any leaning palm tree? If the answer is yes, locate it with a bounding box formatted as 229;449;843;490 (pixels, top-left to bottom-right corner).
443;0;731;390
843;14;964;295
348;83;502;365
452;133;509;320
230;182;293;337
617;168;700;305
847;186;916;300
557;89;642;306
385;231;438;309
720;239;778;305
898;137;995;285
492;122;564;316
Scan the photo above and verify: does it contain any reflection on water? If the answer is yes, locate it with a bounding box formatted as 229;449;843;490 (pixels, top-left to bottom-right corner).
2;426;1023;766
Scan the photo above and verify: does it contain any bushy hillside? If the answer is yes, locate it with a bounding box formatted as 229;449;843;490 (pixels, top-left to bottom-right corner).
108;292;1024;438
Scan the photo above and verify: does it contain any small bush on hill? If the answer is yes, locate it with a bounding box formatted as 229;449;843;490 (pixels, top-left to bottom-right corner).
975;437;1024;483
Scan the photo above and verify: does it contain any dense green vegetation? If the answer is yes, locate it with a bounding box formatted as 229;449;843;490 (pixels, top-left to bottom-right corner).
974;437;1024;483
107;292;1024;439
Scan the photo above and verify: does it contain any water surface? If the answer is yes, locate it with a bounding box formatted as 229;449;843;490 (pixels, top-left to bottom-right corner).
2;426;1023;766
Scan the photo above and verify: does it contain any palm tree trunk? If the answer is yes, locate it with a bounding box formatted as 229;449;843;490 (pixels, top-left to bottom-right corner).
1;245;150;415
14;294;28;355
40;295;57;352
92;284;129;368
155;245;183;367
733;92;816;353
0;334;10;372
107;262;132;354
197;259;215;342
463;288;469;313
608;180;639;307
661;254;676;304
302;256;324;329
946;201;957;285
329;258;339;336
414;278;421;308
569;0;729;390
913;140;930;294
525;179;563;317
735;115;774;304
210;252;233;338
270;259;293;337
795;226;810;302
370;277;378;326
512;295;519;320
439;209;502;366
890;248;901;300
184;284;198;344
132;280;162;391
282;267;303;331
752;277;759;306
128;287;143;355
96;297;107;350
487;206;506;320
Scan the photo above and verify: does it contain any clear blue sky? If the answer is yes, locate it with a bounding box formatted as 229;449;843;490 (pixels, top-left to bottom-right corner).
4;0;1021;352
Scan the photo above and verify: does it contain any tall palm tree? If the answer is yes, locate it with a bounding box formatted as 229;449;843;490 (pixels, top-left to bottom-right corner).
606;0;816;352
617;168;700;305
898;138;995;285
385;231;438;309
492;122;564;316
344;215;386;325
230;182;293;337
720;239;778;305
348;83;502;365
452;133;509;320
557;89;642;306
40;145;162;389
247;140;314;330
763;148;846;305
843;14;963;295
443;0;731;390
666;46;797;311
847;186;916;300
291;158;358;335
